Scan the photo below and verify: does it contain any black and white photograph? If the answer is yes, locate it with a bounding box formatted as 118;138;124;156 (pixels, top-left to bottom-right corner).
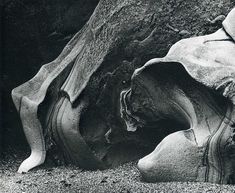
1;0;235;192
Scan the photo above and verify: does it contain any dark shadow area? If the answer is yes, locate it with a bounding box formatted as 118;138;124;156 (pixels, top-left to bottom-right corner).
2;0;99;149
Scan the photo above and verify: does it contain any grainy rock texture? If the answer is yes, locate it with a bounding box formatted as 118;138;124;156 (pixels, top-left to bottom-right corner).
125;10;235;183
1;148;235;193
3;1;234;148
3;0;233;149
11;0;235;174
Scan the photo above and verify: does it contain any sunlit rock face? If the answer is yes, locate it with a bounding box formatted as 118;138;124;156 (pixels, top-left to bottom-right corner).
11;0;235;184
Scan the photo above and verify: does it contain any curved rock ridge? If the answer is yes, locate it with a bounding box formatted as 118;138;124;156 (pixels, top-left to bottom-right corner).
11;0;180;173
121;8;235;184
11;0;235;184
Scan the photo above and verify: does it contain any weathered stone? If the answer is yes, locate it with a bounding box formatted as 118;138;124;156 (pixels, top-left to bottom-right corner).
3;0;99;146
131;8;235;184
11;0;235;185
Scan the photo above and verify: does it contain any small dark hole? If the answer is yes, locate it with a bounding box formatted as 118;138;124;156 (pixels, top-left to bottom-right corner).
232;135;235;142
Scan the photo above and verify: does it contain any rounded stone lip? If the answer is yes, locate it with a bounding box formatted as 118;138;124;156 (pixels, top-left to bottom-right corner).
223;8;235;41
133;13;235;109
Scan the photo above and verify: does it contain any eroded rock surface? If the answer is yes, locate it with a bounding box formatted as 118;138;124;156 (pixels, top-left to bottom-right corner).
11;0;235;184
3;0;99;146
129;9;235;184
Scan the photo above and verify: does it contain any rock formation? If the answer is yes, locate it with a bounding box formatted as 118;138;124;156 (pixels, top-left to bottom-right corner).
3;0;99;146
135;8;235;183
11;0;235;184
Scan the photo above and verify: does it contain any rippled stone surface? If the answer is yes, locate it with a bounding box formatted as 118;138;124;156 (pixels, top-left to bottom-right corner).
127;9;235;184
11;0;235;184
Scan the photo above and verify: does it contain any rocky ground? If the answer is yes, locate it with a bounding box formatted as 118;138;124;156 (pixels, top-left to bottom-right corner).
1;148;235;193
